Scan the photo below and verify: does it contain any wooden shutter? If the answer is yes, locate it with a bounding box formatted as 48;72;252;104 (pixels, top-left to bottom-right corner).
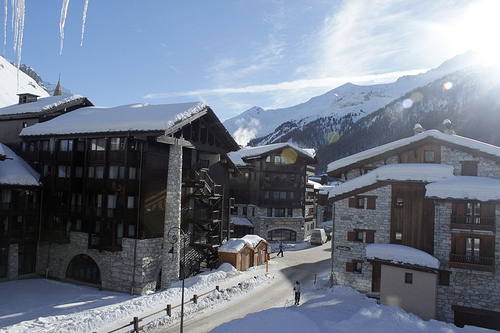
348;197;356;208
365;230;375;243
347;231;356;241
346;262;355;272
438;270;450;286
461;161;478;176
366;197;376;210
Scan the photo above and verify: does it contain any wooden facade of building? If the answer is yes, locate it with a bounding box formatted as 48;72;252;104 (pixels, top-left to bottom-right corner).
228;143;319;242
6;101;239;294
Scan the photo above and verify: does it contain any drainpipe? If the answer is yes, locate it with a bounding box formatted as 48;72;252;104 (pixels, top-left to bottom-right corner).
131;140;143;295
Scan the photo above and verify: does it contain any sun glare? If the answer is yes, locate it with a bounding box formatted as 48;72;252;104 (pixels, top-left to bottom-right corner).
457;1;500;67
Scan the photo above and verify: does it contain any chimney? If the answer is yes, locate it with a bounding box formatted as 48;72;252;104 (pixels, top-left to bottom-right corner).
442;119;456;135
413;123;425;135
54;79;63;96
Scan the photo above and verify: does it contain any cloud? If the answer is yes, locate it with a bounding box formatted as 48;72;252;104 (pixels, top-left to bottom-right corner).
143;69;426;100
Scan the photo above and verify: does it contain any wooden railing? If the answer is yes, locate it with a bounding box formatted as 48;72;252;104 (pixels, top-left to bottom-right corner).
450;215;495;231
449;253;494;272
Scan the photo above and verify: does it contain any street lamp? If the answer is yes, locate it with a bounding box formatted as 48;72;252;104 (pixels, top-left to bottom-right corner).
167;226;187;333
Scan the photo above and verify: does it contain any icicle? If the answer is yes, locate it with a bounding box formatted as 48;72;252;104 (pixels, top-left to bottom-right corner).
80;0;88;46
3;0;7;53
11;0;24;89
59;0;69;54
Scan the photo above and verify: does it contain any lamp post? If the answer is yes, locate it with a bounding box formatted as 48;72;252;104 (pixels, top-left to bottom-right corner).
167;226;187;333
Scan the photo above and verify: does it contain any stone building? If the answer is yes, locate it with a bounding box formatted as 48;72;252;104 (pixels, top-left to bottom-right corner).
14;101;238;294
326;121;500;330
228;143;318;242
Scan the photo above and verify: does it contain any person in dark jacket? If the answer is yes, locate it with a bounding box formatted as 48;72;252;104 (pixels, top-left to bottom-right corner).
277;241;284;257
293;280;301;305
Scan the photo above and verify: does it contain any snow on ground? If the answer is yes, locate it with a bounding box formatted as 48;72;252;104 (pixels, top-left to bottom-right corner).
0;243;491;333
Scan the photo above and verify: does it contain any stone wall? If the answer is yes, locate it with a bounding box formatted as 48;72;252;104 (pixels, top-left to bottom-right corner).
250;206;310;242
36;232;164;294
332;185;392;292
434;202;500;323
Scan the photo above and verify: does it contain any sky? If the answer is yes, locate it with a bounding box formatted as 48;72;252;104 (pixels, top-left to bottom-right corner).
1;0;499;122
0;242;490;333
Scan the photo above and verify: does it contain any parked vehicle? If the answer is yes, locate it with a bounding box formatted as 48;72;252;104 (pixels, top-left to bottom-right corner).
310;228;327;245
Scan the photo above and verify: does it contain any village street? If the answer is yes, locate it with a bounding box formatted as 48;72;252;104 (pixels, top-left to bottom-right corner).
154;242;332;333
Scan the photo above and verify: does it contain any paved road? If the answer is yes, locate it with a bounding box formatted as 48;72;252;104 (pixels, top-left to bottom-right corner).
154;242;332;333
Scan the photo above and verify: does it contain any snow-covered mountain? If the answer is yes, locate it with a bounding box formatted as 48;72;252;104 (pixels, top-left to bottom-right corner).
223;52;500;173
0;56;50;107
223;52;481;147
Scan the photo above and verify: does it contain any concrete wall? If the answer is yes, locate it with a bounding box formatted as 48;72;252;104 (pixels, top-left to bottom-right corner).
380;265;437;321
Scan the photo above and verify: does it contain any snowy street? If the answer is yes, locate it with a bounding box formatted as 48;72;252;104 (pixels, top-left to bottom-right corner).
150;242;332;332
0;242;490;332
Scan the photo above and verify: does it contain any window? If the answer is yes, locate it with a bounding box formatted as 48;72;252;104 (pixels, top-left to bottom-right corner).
43;165;52;177
88;166;104;178
58;165;71;178
109;166;125;179
348;229;375;243
424;150;435;163
110;138;125;150
395;197;404;207
76;140;85;152
349;196;377;209
274;155;282;165
287;208;293;217
395;231;403;241
90;138;106;151
59;139;73;152
242;207;247;215
267;208;273;217
356;197;365;208
466;202;481;224
127;196;135;209
346;260;363;273
450;234;494;271
405;272;413;284
268;229;296;241
275;208;285;217
41;140;50;151
129;167;137;180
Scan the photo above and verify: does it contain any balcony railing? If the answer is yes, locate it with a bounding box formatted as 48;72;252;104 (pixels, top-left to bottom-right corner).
450;215;495;231
449;253;494;272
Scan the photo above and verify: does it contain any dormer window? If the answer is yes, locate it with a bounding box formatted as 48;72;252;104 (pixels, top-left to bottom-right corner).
18;93;38;104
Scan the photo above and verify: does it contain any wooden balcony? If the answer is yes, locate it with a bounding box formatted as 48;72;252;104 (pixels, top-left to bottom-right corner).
450;215;495;231
449;253;494;272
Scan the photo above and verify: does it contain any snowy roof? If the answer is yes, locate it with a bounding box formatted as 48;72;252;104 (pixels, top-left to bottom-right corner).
241;235;266;248
229;142;317;165
328;164;454;199
366;244;440;269
0;93;87;116
219;238;253;254
230;216;253;227
0;144;41;186
20;102;208;137
327;129;500;174
219;235;266;253
308;179;323;190
425;176;500;201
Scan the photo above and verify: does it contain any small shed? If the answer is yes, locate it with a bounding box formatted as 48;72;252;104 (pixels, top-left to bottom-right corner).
241;235;269;266
218;238;254;271
366;244;440;321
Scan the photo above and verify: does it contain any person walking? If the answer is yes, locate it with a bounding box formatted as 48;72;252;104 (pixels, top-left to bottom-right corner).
277;241;284;257
293;280;301;305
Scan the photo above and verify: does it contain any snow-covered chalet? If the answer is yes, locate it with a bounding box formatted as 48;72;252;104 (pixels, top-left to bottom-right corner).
10;101;239;294
327;121;500;330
